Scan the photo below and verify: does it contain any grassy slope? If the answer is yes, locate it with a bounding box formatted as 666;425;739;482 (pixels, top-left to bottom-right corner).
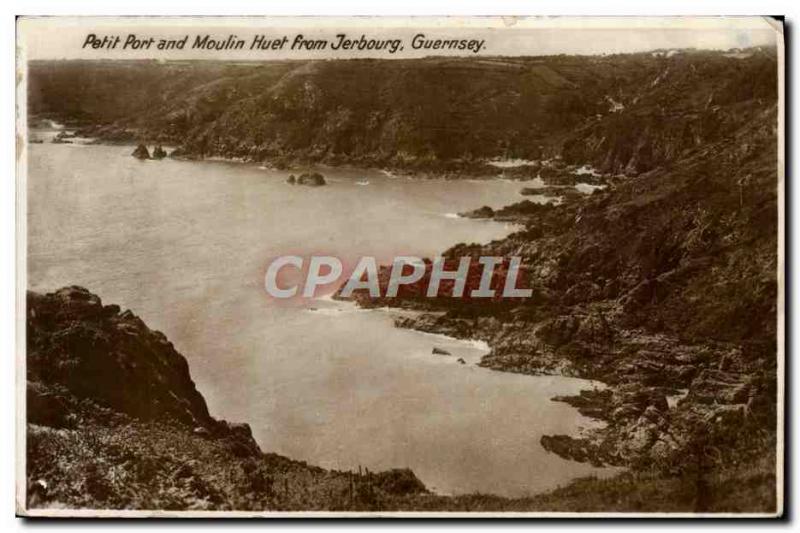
27;404;776;512
27;56;654;164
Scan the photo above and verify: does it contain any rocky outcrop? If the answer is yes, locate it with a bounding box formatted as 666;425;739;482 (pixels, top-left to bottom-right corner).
459;205;494;219
285;172;326;186
51;131;76;144
152;145;167;159
27;287;257;447
131;144;150;159
295;172;326;186
520;186;583;202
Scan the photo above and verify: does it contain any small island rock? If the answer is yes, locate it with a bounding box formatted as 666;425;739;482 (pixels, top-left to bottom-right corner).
296;172;326;186
132;144;150;160
152;145;167;159
459;205;494;219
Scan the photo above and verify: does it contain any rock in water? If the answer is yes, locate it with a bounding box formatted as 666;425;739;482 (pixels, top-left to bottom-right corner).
132;144;150;159
459;205;494;219
52;131;75;144
432;347;452;356
296;172;326;186
286;174;296;185
152;145;167;159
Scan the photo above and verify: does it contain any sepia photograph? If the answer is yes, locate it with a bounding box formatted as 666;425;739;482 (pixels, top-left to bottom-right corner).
15;15;784;517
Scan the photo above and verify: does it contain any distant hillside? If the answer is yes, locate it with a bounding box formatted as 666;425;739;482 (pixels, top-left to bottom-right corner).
26;49;777;173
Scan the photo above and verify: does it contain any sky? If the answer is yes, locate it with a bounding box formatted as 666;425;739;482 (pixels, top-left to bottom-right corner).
18;16;780;61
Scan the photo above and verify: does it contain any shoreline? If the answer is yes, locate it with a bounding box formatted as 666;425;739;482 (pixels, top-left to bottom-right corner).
30;130;775;477
20;286;626;511
28;118;610;186
23;139;612;500
24;288;775;513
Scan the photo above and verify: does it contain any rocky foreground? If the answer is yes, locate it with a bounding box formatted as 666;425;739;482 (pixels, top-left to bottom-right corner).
26;287;776;513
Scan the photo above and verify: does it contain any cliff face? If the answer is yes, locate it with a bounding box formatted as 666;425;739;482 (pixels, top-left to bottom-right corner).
28;287;216;428
28;50;776;172
561;48;777;174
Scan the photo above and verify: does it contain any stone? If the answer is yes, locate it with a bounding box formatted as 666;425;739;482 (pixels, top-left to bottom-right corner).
193;426;212;438
459;205;494;219
132;144;150;159
296;172;326;186
152;145;167;159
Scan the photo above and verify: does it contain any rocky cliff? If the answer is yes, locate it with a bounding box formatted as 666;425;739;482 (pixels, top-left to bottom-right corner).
29;49;764;175
27;49;776;174
25;287;429;511
333;47;779;510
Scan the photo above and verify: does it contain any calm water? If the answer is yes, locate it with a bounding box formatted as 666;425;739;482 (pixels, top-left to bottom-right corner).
26;140;614;497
